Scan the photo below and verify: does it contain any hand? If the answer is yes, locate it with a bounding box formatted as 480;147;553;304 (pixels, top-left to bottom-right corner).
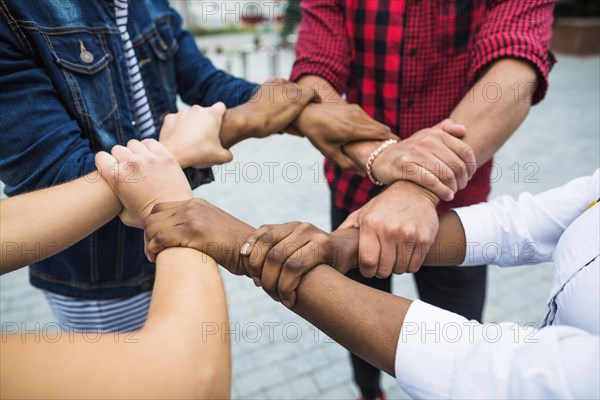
239;223;359;307
144;198;252;273
220;78;320;147
291;102;395;172
345;119;476;201
339;181;439;278
159;103;232;169
95;139;193;229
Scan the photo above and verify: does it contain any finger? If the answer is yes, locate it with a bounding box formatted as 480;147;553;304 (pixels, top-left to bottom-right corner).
210;101;227;116
149;201;188;216
111;144;133;163
407;241;429;274
403;163;455;202
244;223;298;281
277;242;319;307
395;241;415;275
375;231;397;279
127;139;150;154
143;210;179;249
358;226;380;278
332;151;364;173
141;138;170;155
428;142;466;191
262;234;309;302
146;226;186;262
440;134;477;180
95;151;118;186
161;113;177;133
339;210;360;230
438;119;467;137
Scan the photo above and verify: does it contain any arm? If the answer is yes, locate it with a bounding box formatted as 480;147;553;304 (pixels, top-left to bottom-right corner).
0;106;226;273
0;174;120;274
0;247;230;399
143;200;598;399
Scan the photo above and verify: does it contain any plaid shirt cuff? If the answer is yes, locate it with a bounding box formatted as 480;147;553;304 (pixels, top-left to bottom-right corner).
469;33;556;105
290;60;349;95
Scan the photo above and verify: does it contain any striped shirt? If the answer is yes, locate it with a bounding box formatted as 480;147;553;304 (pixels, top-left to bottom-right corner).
43;290;151;332
115;0;156;138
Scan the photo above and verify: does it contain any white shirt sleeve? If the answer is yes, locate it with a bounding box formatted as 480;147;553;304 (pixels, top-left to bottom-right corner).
455;170;600;267
395;300;600;399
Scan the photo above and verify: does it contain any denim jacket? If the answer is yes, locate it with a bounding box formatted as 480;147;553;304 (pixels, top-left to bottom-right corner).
0;0;257;298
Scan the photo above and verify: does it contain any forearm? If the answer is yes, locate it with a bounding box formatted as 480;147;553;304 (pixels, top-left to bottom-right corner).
144;247;231;398
451;58;537;166
219;106;254;149
296;75;344;103
291;265;411;375
0;248;230;399
0;173;121;274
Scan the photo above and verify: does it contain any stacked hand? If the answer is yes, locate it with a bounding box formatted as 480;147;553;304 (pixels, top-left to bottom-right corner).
96;139;193;229
220;78;321;147
159;103;232;169
239;223;358;307
290;102;396;171
143;199;359;308
340;119;477;278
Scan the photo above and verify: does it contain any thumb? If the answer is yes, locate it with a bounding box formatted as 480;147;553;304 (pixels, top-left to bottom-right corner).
211;101;227;116
95;151;119;189
438;119;467;138
339;210;360;230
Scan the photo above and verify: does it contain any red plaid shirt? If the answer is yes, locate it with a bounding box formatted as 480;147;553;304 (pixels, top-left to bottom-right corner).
291;0;556;213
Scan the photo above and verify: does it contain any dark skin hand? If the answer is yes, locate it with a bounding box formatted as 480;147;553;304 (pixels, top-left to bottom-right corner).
144;198;467;306
218;78;321;149
143;198;471;378
144;199;358;306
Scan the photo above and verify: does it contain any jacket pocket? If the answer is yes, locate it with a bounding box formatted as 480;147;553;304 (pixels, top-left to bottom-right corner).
42;30;119;146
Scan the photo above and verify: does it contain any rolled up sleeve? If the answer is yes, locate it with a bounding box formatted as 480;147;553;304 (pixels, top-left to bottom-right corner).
469;0;556;105
290;0;351;94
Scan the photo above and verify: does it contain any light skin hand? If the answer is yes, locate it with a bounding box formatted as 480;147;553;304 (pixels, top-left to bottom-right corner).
95;139;193;229
238;222;359;307
159;103;232;169
340;181;439;278
344;119;476;202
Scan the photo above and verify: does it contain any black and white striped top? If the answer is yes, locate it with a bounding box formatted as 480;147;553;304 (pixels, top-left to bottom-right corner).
115;0;156;138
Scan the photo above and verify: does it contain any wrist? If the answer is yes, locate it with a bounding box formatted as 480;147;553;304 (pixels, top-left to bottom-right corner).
330;229;360;274
390;180;440;207
220;107;253;149
159;140;190;169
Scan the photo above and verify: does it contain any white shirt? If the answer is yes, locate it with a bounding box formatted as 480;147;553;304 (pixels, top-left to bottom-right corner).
395;170;600;399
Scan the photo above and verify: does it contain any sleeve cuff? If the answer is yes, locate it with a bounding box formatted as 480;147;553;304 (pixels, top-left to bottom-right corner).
290;61;348;95
395;300;470;399
469;35;556;105
452;203;498;266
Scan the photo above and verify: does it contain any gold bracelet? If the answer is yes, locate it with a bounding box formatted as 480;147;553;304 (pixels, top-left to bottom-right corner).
365;139;398;186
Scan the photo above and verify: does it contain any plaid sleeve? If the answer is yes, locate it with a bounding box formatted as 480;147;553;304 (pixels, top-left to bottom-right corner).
289;0;351;95
469;0;556;105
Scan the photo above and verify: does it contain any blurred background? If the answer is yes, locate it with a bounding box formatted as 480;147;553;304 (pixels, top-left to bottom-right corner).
1;1;599;399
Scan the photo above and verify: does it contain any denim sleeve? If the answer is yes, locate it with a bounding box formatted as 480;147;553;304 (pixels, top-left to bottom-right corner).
169;8;259;108
0;21;97;197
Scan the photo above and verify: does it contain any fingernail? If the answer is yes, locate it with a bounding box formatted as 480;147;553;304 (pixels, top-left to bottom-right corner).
240;242;252;255
282;300;292;308
252;276;262;287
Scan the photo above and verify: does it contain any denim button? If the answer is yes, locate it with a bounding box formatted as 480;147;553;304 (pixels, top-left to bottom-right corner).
80;50;94;63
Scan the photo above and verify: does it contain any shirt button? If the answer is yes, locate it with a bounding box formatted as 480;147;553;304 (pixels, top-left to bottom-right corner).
131;120;136;126
80;50;94;64
409;48;417;56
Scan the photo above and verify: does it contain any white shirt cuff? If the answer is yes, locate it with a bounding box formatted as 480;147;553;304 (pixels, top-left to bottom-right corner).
395;300;470;399
452;203;497;266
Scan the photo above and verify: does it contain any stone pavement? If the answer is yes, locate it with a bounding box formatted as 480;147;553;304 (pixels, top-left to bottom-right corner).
1;35;598;399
